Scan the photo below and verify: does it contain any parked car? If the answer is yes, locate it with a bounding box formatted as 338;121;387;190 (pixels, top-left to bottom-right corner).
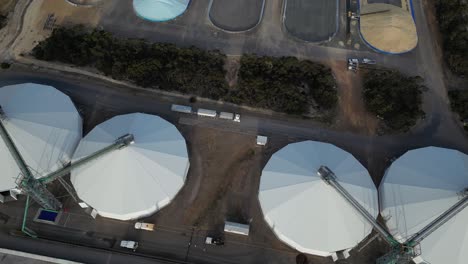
120;240;139;251
205;236;224;246
134;222;155;231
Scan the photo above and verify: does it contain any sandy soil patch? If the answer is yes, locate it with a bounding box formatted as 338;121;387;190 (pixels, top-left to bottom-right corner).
11;0;102;58
331;61;379;135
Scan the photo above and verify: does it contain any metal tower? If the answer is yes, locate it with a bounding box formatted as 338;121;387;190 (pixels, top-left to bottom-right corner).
0;104;135;210
318;166;468;264
0;106;61;210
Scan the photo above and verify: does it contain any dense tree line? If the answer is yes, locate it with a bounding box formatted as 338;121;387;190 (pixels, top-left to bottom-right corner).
32;26;228;99
32;26;337;115
435;0;468;76
228;55;337;115
363;70;424;131
448;90;468;128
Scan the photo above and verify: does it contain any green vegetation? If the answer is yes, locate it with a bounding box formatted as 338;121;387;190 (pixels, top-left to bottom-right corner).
32;26;337;115
448;90;468;130
0;14;6;29
363;70;424;132
32;25;228;99
434;0;468;76
0;62;10;69
228;55;337;115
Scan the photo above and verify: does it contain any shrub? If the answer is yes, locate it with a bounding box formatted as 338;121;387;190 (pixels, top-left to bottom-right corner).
363;69;424;131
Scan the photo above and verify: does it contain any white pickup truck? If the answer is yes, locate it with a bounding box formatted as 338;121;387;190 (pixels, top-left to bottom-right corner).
205;236;224;246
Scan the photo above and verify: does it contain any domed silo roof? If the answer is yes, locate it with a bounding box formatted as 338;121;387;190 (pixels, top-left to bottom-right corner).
133;0;189;22
258;141;378;257
0;83;82;192
71;113;189;220
379;147;468;264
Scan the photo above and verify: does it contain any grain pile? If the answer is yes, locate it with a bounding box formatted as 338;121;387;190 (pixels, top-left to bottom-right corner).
360;3;417;53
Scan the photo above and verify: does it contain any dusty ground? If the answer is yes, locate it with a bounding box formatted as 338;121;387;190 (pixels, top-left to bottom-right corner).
224;56;240;88
331;61;379;135
0;0;16;13
360;3;417;53
10;0;102;58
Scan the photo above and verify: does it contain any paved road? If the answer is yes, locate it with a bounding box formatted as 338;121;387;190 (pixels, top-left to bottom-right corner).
0;230;186;264
1;66;467;185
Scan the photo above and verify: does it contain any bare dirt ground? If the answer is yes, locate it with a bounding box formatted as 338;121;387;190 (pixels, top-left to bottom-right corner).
224;56;240;88
156;125;260;228
10;0;102;58
331;61;379;135
0;0;16;13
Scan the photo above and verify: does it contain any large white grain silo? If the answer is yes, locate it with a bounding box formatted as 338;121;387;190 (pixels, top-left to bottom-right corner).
258;141;378;257
0;83;82;194
71;113;189;221
379;147;468;264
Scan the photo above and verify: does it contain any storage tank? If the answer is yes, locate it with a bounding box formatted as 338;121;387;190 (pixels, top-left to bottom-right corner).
71;113;189;220
379;146;468;264
0;83;82;193
133;0;189;22
258;140;378;257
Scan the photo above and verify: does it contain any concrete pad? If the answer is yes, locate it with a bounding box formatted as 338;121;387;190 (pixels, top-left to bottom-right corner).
284;0;338;42
209;0;264;32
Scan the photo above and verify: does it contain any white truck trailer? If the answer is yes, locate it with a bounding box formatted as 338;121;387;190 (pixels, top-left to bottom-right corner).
171;104;192;114
224;221;250;236
197;108;217;118
219;112;234;120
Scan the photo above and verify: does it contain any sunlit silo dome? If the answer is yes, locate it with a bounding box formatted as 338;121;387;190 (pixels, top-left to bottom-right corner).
259;141;378;257
133;0;189;22
71;113;189;221
0;83;82;192
379;147;468;264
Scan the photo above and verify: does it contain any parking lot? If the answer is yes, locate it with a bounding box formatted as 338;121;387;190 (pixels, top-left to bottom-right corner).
284;0;338;42
209;0;264;32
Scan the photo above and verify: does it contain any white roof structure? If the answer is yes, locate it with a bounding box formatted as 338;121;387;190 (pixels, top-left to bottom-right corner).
379;147;468;264
133;0;189;22
71;113;189;220
259;141;378;257
0;83;82;192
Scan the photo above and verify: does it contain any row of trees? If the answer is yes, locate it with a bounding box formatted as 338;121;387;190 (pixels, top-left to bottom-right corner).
448;90;468;129
363;70;424;131
33;26;228;99
434;0;468;76
228;55;337;115
32;26;337;115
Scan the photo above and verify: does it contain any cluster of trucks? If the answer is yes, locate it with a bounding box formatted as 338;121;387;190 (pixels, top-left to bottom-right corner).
171;104;240;122
347;58;376;72
121;221;250;251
